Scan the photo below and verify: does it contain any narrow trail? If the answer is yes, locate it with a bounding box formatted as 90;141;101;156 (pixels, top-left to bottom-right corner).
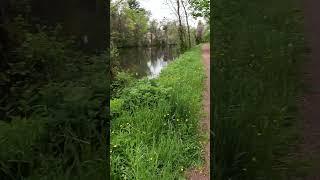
300;0;320;179
186;43;210;180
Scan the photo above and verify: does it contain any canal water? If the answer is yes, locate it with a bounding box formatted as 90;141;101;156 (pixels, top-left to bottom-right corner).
118;46;179;78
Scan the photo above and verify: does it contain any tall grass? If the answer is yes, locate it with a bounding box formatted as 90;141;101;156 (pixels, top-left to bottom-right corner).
212;0;308;179
110;46;205;179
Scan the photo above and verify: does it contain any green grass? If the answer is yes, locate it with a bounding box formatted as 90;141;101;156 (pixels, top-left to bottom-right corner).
212;0;309;179
110;46;206;179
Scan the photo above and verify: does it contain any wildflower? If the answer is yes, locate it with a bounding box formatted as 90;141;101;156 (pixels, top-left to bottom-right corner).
252;157;256;162
180;167;184;171
113;145;118;148
257;132;262;136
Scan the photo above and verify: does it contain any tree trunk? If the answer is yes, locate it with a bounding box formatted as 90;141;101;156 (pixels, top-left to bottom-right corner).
181;0;191;48
176;0;185;51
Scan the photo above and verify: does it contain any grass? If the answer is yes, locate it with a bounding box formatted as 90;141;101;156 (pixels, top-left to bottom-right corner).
212;0;309;179
110;46;206;179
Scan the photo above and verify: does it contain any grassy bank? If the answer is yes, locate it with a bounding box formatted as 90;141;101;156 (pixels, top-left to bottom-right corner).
212;0;308;179
110;46;205;179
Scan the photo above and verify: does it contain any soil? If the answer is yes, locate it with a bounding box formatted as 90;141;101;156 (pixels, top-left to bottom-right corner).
186;43;210;180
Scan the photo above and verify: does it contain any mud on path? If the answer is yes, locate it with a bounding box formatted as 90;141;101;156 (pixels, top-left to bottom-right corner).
186;43;210;180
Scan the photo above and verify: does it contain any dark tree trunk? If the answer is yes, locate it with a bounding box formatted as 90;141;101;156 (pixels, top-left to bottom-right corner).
176;0;185;51
181;0;191;48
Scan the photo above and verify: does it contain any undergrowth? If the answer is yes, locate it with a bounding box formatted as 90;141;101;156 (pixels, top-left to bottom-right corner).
0;15;107;179
110;46;205;179
212;0;308;179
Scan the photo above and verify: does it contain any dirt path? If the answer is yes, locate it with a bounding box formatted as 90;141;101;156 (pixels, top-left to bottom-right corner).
300;0;320;179
186;43;210;180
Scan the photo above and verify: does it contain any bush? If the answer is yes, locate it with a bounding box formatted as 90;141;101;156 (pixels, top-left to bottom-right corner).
120;79;172;113
111;71;136;97
110;98;124;118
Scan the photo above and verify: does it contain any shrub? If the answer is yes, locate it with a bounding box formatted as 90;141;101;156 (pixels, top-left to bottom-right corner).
120;80;172;113
111;71;136;97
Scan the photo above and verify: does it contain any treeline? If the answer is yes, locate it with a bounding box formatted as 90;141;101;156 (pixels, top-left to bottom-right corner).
110;0;209;49
0;0;107;179
110;0;209;82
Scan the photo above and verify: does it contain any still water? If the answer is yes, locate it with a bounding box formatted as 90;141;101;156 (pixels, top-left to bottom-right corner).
118;46;179;78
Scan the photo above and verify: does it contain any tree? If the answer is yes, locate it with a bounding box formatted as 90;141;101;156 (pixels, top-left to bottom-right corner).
181;0;191;48
196;20;204;44
176;0;186;51
188;0;210;19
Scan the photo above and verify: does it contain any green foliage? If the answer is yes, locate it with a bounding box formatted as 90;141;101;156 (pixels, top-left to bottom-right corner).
189;0;210;19
111;71;136;97
110;0;197;48
111;98;124;118
212;0;307;179
111;0;150;47
1;13;107;179
111;46;205;179
120;80;172;113
0;118;44;179
203;27;210;42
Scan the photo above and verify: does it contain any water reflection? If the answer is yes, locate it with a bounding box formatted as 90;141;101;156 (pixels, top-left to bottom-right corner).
118;46;179;78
